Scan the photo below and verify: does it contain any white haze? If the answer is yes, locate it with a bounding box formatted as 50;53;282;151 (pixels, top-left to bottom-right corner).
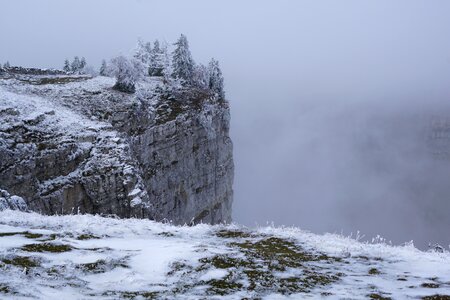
1;0;450;248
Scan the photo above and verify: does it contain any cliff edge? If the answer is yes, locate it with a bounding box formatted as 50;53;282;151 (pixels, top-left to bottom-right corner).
0;70;233;224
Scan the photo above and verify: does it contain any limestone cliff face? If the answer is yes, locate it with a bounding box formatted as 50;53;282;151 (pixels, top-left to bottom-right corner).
0;71;233;224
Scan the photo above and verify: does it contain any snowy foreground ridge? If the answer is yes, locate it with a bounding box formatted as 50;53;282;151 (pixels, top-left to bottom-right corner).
0;210;449;299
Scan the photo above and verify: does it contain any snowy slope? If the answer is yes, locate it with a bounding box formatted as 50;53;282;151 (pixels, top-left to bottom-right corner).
0;210;449;299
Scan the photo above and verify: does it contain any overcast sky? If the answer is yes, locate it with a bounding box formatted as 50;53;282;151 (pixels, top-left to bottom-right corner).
2;0;450;248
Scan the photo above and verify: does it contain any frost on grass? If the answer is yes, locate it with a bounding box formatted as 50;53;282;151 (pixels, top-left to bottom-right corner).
0;210;449;299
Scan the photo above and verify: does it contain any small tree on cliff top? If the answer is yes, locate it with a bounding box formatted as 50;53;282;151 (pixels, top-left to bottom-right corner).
149;39;165;76
208;58;225;100
108;55;144;93
63;59;71;72
134;38;152;66
171;34;195;84
71;56;81;72
99;59;108;76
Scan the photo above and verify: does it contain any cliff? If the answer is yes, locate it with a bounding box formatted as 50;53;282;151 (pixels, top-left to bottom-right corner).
0;70;233;224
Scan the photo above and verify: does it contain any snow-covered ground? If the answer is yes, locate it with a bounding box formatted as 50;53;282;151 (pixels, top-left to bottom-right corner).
0;210;449;299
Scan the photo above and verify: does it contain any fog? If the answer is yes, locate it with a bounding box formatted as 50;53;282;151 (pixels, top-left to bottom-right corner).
2;0;450;248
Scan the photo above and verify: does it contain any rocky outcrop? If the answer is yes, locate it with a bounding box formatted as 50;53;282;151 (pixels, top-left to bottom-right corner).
0;74;233;224
0;189;28;212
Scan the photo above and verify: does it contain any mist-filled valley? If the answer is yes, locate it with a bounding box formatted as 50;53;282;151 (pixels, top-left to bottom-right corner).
232;93;450;249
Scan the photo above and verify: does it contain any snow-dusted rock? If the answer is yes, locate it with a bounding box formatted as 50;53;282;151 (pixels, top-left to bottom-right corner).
0;70;233;224
0;189;28;211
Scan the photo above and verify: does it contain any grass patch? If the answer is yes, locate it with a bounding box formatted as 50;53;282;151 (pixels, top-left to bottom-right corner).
168;236;342;296
207;278;243;296
422;283;441;289
0;232;24;237
369;268;381;275
216;230;252;239
0;284;10;294
157;232;175;237
230;237;336;270
2;256;40;268
199;255;250;270
21;243;73;253
76;234;100;240
24;232;44;239
17;76;91;85
422;296;450;300
77;259;129;274
78;260;108;274
368;293;392;300
101;291;159;299
0;231;54;240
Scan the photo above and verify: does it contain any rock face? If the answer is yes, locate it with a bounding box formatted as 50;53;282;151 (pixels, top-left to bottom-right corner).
0;73;233;224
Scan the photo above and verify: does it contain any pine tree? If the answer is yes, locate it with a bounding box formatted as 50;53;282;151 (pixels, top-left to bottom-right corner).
208;58;225;100
99;59;107;76
134;39;151;66
63;59;71;72
80;57;87;70
171;34;195;84
193;64;209;89
71;56;81;72
161;41;172;84
153;39;161;53
149;39;164;76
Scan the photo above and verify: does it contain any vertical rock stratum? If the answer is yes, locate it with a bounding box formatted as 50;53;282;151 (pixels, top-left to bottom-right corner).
0;69;234;224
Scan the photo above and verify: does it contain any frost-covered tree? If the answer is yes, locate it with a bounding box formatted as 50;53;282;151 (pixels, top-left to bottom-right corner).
134;39;152;66
193;64;209;89
161;42;172;83
80;57;87;70
63;59;71;72
71;56;81;72
208;58;225;100
4;61;10;68
171;34;195;84
99;59;107;76
108;55;145;93
82;65;97;76
149;39;164;76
